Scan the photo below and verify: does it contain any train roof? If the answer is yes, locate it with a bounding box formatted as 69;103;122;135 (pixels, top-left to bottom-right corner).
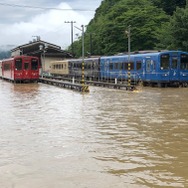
0;55;39;62
65;57;99;62
101;50;188;59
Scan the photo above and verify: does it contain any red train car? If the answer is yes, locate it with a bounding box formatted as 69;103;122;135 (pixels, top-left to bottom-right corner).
0;55;39;82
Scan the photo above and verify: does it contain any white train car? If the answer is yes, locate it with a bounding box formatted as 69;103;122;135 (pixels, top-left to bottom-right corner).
50;60;69;76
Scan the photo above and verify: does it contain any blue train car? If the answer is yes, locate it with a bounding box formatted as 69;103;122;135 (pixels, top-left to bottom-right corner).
100;55;142;82
140;51;188;86
100;51;188;87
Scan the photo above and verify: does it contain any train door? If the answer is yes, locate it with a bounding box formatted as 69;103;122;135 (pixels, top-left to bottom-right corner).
169;53;179;82
144;57;152;81
180;53;188;84
160;54;170;84
134;57;143;82
31;58;39;80
23;60;31;80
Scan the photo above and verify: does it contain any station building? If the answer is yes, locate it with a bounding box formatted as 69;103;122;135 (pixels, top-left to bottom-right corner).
11;38;73;75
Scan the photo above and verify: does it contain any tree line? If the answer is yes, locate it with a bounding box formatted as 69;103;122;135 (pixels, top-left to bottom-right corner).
70;0;188;57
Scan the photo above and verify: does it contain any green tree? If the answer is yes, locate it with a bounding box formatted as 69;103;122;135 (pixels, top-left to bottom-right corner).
170;7;188;50
73;0;169;56
157;7;188;51
151;0;186;15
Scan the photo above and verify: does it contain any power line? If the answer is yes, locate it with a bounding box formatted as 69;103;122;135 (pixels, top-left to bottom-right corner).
0;2;95;12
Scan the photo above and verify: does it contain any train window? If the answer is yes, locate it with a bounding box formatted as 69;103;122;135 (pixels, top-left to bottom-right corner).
119;63;123;70
136;61;142;70
88;63;91;69
130;62;134;70
115;63;118;69
15;59;22;70
146;60;151;72
160;54;169;70
109;63;113;70
92;62;95;69
24;62;29;70
4;63;11;70
68;62;70;68
180;54;188;70
31;59;38;70
172;57;178;69
124;63;128;70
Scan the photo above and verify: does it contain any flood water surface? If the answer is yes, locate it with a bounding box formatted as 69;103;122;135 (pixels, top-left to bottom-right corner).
0;80;188;188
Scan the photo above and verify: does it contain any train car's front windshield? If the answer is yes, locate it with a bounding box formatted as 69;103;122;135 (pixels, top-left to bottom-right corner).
15;58;22;70
160;54;169;70
180;54;188;70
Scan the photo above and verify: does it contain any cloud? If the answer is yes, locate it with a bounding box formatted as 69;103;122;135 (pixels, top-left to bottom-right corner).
0;1;100;49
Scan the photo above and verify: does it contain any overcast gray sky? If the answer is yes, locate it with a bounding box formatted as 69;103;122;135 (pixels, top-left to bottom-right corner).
0;0;102;49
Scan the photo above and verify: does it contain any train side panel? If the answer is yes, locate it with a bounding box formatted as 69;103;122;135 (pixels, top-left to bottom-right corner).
68;58;100;80
2;59;14;81
100;56;128;80
141;52;175;85
100;55;139;83
50;60;69;76
179;52;188;85
141;54;164;84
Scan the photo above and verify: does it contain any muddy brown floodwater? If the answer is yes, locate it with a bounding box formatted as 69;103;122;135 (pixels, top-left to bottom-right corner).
0;80;188;188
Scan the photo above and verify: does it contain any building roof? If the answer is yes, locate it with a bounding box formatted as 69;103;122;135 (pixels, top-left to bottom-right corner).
11;39;73;58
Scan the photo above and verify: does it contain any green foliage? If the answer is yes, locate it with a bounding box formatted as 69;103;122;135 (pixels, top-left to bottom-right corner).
169;7;188;50
157;7;188;51
72;0;188;57
151;0;186;15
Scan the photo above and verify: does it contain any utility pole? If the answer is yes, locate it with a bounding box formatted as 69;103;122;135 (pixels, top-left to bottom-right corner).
77;25;85;84
74;25;89;92
65;21;76;56
125;25;131;86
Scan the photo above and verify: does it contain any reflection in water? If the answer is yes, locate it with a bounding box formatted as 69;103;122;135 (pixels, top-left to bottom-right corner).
0;80;188;188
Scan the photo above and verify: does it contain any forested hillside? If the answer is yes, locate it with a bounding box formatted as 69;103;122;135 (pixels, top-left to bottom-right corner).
72;0;187;57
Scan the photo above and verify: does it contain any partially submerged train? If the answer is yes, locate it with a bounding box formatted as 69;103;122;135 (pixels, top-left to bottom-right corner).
0;55;40;83
49;50;188;87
